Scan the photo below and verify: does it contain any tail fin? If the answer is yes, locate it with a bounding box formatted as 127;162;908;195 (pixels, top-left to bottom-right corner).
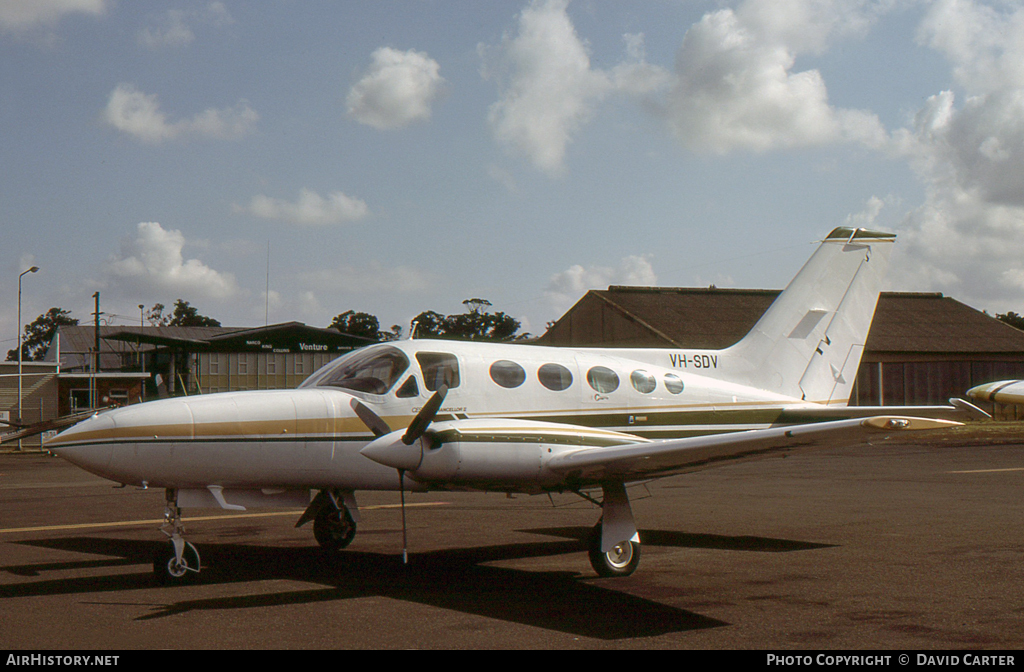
727;228;894;405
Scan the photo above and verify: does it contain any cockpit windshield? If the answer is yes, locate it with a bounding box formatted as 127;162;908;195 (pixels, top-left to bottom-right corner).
302;346;410;396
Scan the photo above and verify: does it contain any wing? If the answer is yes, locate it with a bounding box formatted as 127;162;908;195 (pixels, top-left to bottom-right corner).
777;399;989;422
545;416;961;482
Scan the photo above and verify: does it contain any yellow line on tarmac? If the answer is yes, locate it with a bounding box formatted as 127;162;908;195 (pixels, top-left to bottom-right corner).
0;502;448;535
948;467;1024;474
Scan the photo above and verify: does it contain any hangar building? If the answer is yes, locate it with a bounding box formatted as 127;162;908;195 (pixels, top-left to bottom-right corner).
1;322;368;449
538;288;1024;408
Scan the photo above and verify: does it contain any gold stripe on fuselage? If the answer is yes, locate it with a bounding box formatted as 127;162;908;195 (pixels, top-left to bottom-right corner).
51;397;822;447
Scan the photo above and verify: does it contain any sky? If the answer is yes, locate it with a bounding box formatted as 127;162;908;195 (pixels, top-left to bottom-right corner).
3;0;1024;349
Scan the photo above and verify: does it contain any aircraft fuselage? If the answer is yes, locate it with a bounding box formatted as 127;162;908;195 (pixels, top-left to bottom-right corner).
50;339;811;493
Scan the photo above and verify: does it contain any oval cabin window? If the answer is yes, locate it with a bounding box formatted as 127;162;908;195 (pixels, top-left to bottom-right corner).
587;366;619;393
664;373;684;394
538;363;573;391
490;360;526;389
630;370;656;394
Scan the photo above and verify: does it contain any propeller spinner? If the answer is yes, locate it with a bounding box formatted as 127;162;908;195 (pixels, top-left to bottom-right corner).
356;384;448;471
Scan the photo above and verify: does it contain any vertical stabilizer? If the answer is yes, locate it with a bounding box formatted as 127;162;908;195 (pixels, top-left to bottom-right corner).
726;228;894;405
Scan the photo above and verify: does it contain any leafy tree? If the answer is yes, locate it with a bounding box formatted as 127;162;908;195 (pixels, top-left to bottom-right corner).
411;299;526;342
997;311;1024;331
328;311;383;340
409;310;448;339
146;300;221;327
329;310;402;342
6;308;79;362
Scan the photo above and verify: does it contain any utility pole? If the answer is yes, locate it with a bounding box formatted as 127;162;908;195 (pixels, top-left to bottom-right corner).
17;266;39;451
139;304;146;402
92;292;102;409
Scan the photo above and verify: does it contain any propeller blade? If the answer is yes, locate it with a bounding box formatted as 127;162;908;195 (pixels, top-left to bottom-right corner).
402;384;448;445
350;398;392;438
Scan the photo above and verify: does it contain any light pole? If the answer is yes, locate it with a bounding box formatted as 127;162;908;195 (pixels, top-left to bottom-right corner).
17;266;39;451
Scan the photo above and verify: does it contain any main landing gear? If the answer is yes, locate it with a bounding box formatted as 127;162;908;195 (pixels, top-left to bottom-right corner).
296;488;359;552
583;481;642;578
153;489;201;584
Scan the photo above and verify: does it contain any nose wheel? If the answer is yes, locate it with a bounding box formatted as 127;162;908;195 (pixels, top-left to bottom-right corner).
153;489;201;584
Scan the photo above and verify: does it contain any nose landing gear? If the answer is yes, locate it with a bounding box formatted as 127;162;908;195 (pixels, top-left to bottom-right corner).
153;489;201;584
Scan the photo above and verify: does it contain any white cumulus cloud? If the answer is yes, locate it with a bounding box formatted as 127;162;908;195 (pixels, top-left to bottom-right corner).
136;2;233;49
482;0;670;176
0;0;106;32
103;83;257;144
347;47;445;130
890;0;1024;313
237;188;370;226
545;255;657;316
102;222;239;301
655;0;887;154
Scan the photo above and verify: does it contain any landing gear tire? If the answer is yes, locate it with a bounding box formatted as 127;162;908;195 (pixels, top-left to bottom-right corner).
588;523;641;578
313;507;357;551
153;540;200;585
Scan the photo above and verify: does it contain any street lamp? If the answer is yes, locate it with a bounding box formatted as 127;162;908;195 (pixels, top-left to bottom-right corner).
17;266;39;451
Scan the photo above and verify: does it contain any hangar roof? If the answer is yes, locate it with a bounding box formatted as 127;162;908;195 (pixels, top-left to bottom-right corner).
47;322;373;372
539;289;1024;354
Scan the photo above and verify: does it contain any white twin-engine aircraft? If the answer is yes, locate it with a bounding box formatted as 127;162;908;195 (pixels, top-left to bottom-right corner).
50;227;966;582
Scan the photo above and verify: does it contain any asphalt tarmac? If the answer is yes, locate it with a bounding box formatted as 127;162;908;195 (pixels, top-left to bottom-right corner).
2;424;1023;650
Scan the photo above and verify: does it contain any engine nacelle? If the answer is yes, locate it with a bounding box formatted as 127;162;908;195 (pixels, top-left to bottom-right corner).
359;419;646;489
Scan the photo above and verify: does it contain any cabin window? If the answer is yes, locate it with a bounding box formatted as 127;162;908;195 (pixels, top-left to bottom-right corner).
312;346;410;395
395;376;419;398
416;352;461;391
664;373;684;394
587;366;619;393
490;360;526;389
630;370;656;394
538;363;573;391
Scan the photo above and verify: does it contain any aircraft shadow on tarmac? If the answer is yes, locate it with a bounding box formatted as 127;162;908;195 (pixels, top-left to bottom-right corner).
3;528;832;640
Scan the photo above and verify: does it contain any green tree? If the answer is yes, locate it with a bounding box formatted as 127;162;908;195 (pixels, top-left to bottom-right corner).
409;310;447;339
6;308;79;362
146;300;221;327
997;311;1024;331
329;311;379;340
411;299;526;341
329;311;402;341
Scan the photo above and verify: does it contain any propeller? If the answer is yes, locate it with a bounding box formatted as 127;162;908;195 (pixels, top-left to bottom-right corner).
350;397;392;438
350;384;449;564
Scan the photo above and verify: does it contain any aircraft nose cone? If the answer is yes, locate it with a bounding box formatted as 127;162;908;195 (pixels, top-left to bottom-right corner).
49;411;117;475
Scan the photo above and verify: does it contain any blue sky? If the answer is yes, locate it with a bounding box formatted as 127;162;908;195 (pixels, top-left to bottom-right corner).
3;0;1024;349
